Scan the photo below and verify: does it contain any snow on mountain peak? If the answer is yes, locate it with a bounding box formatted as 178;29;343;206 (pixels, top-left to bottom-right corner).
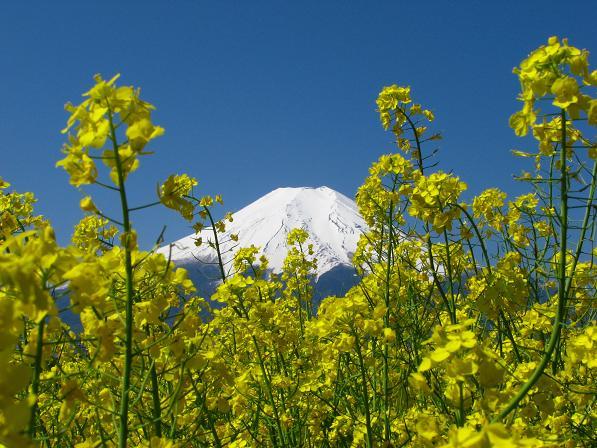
159;186;367;279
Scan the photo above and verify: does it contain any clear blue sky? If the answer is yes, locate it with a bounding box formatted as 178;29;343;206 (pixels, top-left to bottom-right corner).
1;1;595;248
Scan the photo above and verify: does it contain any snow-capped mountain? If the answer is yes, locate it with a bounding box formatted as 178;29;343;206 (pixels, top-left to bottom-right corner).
159;186;367;299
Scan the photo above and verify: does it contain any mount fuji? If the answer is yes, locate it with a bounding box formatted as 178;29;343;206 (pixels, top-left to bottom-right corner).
159;186;368;300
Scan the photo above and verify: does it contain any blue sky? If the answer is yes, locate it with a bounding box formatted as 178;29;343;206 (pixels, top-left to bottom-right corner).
1;1;595;248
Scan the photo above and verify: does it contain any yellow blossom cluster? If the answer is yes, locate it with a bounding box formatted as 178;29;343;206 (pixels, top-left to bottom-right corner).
0;37;595;447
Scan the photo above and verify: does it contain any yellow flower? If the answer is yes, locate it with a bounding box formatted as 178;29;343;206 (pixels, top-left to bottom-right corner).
59;74;163;188
160;174;198;221
126;118;165;152
120;230;138;251
79;196;97;212
199;195;213;207
588;99;597;126
509;110;535;137
383;327;396;343
551;76;580;108
408;171;467;232
56;148;98;187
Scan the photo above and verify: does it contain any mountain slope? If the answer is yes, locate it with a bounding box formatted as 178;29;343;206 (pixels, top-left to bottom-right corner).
159;186;367;298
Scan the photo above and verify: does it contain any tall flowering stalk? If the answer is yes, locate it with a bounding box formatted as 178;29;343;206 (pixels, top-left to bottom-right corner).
58;74;165;447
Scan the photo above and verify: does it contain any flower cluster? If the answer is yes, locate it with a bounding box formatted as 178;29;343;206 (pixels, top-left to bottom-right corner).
0;37;595;447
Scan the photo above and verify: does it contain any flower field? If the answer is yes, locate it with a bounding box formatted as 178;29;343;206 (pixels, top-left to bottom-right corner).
0;36;595;447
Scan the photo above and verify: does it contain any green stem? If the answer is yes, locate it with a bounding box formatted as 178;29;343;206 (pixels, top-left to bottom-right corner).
450;203;492;273
202;204;227;283
150;361;162;438
294;274;305;336
108;109;135;448
457;382;465;427
382;196;394;443
354;333;374;448
492;109;569;422
29;318;45;439
442;228;457;322
396;108;454;324
251;336;285;447
564;160;597;299
128;200;162;212
498;310;522;363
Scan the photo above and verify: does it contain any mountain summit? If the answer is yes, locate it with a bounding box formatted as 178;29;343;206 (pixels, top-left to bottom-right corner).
160;186;367;298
